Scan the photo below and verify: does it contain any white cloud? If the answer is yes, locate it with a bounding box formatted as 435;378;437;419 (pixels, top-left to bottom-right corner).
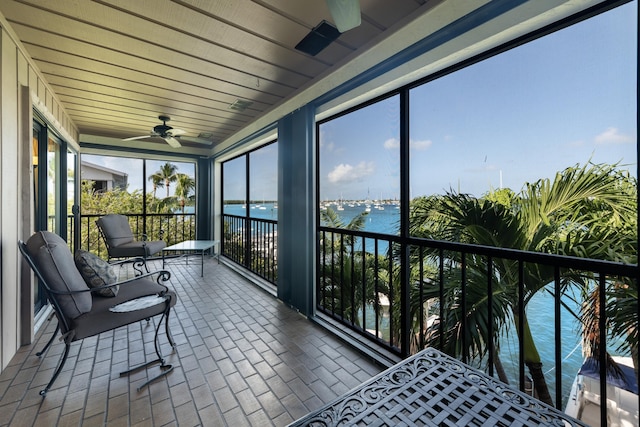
384;138;399;149
328;161;375;183
322;141;336;152
594;127;634;145
383;138;432;150
410;139;432;150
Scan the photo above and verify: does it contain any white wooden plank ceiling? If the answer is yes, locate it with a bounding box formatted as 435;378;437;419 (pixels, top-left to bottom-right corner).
2;0;608;154
0;0;431;152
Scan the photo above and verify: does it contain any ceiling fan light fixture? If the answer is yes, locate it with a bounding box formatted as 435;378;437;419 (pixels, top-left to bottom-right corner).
326;0;361;33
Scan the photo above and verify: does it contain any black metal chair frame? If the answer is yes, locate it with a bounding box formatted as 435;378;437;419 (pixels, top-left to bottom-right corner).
19;240;176;396
95;215;166;274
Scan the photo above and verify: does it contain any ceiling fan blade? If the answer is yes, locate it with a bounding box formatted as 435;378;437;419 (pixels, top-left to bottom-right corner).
176;136;214;145
168;128;186;137
122;135;151;141
164;136;182;148
326;0;361;32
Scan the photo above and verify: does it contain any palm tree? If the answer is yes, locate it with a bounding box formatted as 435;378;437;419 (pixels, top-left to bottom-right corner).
148;174;163;199
407;161;636;407
174;173;195;213
575;173;638;383
321;206;368;239
149;162;178;198
319;207;384;330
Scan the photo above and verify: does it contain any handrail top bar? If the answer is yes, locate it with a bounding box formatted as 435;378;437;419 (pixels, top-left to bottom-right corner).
78;213;195;217
222;213;278;224
318;225;638;277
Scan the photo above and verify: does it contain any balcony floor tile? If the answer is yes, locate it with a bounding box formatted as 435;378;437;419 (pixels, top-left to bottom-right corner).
0;259;383;426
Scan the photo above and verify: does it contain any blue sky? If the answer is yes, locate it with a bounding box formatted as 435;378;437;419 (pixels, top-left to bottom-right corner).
319;2;637;201
82;154;195;196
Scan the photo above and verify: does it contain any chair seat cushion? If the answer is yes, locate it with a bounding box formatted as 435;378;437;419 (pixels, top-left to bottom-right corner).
70;278;176;340
108;240;166;258
74;250;119;297
25;231;92;319
142;240;166;257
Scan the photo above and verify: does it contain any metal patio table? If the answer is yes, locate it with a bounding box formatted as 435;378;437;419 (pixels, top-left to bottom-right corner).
289;347;587;427
162;240;219;277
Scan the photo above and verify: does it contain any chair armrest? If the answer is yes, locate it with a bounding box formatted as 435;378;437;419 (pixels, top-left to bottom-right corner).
109;256;145;266
136;230;165;241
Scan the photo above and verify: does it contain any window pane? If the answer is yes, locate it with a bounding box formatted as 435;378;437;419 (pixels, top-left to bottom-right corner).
249;141;278;219
409;3;636;240
81;154;143;214
47;136;59;233
146;160;196;213
67;150;76;216
222;155;247;214
319;95;400;235
67;150;77;249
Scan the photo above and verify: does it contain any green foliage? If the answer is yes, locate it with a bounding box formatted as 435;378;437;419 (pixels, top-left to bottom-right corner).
79;161;197;256
175;173;196;213
319;206;390;333
406;161;637;406
81;180;145;214
149;162;179;198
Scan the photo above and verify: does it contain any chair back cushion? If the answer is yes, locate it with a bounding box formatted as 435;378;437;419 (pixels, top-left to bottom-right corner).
74;250;119;297
97;214;134;247
25;231;92;319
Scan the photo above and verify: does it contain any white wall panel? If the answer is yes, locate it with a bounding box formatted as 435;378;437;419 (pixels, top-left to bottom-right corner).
0;14;79;371
1;28;19;370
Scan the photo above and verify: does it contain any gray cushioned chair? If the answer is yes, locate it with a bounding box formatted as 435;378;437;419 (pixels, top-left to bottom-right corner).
96;214;166;272
19;231;177;396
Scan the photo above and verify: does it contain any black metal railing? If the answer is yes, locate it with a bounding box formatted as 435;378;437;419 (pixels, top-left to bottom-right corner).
222;214;278;284
73;213;195;258
318;225;638;415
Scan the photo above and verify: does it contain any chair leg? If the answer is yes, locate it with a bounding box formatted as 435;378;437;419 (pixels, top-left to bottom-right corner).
36;322;59;357
165;309;175;348
120;304;174;391
40;341;70;396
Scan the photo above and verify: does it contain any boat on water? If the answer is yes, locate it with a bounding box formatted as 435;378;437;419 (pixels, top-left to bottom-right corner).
564;356;638;426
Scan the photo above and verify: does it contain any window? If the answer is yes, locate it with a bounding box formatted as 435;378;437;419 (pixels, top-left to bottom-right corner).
318;95;400;235
409;5;636;203
221;141;278;282
46;135;61;234
315;2;637;402
222;155;247;214
249;142;278;218
79;155;197;253
222;141;278;218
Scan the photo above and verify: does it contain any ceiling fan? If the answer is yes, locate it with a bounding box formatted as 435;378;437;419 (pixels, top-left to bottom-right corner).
123;115;185;148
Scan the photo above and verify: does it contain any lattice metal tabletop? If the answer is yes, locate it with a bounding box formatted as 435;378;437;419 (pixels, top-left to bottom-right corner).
289;348;588;427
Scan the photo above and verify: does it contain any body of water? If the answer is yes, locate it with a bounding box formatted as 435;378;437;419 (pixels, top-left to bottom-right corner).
224;201;400;234
224;201;617;406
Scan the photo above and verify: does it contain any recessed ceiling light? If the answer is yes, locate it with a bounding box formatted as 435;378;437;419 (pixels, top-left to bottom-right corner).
229;99;253;111
198;132;213;139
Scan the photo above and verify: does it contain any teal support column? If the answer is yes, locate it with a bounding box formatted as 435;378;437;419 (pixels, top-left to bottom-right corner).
196;157;213;240
277;106;315;315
